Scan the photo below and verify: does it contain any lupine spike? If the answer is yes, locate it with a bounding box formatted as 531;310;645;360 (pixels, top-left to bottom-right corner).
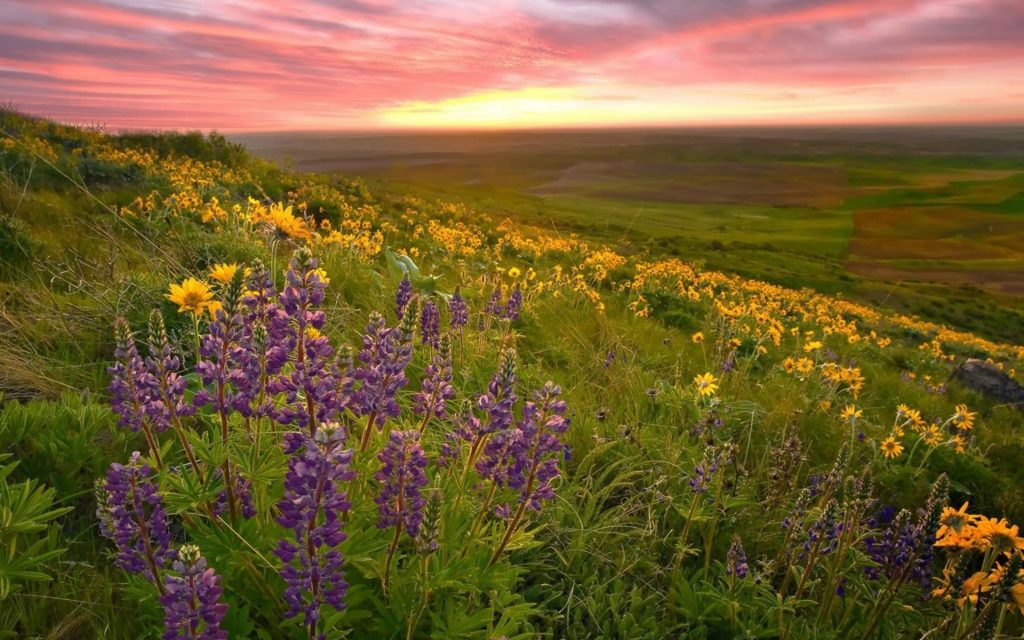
160;544;228;640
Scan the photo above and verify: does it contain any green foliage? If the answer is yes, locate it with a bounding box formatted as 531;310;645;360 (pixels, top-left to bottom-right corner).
0;454;71;600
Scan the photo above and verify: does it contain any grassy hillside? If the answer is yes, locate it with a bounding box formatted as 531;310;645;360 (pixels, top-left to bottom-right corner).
3;110;1024;639
239;127;1024;344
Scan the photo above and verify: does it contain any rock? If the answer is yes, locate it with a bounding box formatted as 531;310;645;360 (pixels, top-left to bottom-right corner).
953;359;1024;409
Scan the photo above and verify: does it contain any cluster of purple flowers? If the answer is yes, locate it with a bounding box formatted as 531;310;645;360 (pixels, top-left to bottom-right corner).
374;430;429;538
354;308;416;447
160;545;228;640
726;536;748;579
420;298;440;348
275;426;355;630
96;452;173;584
484;284;523;322
448;289;468;331
395;275;414;318
412;335;454;424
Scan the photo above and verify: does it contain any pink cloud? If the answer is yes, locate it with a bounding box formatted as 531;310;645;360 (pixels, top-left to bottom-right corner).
0;0;1021;129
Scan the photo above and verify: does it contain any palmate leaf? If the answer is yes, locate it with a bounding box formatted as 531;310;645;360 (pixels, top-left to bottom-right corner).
0;455;71;599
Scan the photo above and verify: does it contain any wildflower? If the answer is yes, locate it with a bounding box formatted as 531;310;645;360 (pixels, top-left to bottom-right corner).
166;278;215;315
840;404;862;424
96;452;173;585
396;276;414;319
505;287;523;321
691;332;704;343
448;289;468;331
160;545;228;640
267;249;335;434
952;404;976;430
275;426;354;634
935;503;978;548
412;335;454;428
354;307;416;450
267;203;311;240
694;372;719;398
507;267;522;279
880;436;904;459
109;319;157;435
420;298;440;348
374;430;429;538
974;517;1024;554
726;536;748;578
208;262;240;285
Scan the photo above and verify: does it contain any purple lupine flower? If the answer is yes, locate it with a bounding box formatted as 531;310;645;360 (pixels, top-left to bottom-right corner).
267;249;335;434
145;311;194;433
420;298;440;348
396;276;414;319
96;452;173;583
726;536;748;579
412;334;454;424
374;430;429;538
109;318;157;434
437;400;479;467
415;490;442;555
485;286;503;316
476;348;517;437
160;545;228;640
448;289;468;331
689;447;721;495
230;262;286;419
193;267;246;416
275;426;354;634
505;287;523;322
803;499;842;557
864;508;916;581
504;382;570;512
325;344;357;419
213;469;256;520
354;308;416;448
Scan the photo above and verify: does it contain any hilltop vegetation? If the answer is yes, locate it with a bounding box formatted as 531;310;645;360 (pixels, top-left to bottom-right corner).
239;127;1024;343
2;110;1024;639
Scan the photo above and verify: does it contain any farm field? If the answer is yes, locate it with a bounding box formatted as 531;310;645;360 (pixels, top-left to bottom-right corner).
239;127;1024;342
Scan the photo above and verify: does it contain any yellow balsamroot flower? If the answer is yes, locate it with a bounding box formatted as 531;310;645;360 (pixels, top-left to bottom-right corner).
803;340;823;352
974;517;1024;555
507;267;522;279
312;268;330;286
922;424;942;447
880;436;904;459
268;203;312;240
841;404;862;424
209;263;241;284
935;503;979;546
691;332;704;344
952;404;976;430
167;278;215;315
694;372;718;398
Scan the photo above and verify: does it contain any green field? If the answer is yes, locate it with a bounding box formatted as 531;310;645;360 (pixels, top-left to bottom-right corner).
239;127;1024;341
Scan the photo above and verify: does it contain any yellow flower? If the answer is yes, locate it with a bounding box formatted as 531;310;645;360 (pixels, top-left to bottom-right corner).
974;517;1024;554
952;404;976;430
694;372;718;398
691;332;705;343
507;267;522;279
803;340;823;352
166;278;215;315
936;503;978;546
840;404;862;424
312;268;330;286
209;263;241;284
267;203;311;240
880;436;904;459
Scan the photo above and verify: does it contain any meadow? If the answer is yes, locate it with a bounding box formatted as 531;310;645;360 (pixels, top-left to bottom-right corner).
2;109;1024;639
239;127;1024;343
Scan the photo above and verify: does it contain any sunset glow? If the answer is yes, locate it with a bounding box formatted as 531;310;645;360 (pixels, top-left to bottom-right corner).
2;0;1023;130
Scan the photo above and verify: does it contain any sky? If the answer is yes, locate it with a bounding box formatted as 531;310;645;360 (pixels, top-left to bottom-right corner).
1;0;1022;131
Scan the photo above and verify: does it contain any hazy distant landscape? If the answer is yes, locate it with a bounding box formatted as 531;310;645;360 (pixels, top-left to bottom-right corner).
239;127;1024;341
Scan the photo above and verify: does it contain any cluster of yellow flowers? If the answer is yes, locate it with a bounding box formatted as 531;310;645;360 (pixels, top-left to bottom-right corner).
932;504;1024;612
881;403;976;459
